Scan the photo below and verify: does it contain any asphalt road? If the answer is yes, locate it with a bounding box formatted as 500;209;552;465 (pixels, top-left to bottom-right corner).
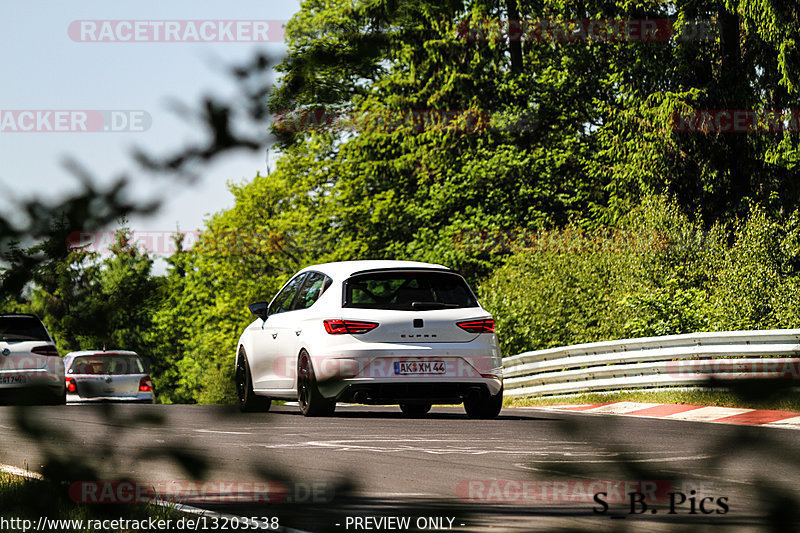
1;403;799;532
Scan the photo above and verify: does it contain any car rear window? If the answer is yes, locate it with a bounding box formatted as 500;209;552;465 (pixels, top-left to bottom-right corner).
68;355;144;375
343;270;479;310
0;315;50;341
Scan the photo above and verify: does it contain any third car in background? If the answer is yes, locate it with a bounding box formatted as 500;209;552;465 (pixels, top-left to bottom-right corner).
64;350;155;403
0;313;65;405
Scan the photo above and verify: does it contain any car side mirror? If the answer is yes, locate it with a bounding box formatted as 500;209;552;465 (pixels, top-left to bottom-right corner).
248;302;269;321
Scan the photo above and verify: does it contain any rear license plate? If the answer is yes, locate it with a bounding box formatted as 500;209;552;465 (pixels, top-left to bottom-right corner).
394;360;445;375
0;375;27;384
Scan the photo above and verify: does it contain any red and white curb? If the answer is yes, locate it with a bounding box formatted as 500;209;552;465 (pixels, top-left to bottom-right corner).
530;402;800;430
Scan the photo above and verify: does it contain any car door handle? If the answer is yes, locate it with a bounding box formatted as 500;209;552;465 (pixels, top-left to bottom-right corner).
295;330;301;336
272;333;278;339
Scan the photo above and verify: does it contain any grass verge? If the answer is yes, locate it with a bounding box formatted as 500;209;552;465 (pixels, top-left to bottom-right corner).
0;471;187;532
504;387;800;412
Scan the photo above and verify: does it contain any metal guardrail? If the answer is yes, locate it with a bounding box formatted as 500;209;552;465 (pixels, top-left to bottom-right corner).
502;329;800;397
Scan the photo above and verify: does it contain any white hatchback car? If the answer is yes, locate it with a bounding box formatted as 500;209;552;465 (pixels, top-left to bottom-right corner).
235;261;503;417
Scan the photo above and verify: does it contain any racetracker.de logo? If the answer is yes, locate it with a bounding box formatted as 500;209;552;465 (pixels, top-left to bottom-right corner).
68;480;334;504
271;355;501;381
69;481;285;504
272;108;539;134
673;109;800;133
0;356;63;381
68;20;285;42
67;230;200;255
456;480;674;504
456;18;714;42
273;109;494;134
0;110;151;133
665;358;800;378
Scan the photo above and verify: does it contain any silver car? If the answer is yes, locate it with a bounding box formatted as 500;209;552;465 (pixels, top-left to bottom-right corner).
63;350;155;403
0;313;65;404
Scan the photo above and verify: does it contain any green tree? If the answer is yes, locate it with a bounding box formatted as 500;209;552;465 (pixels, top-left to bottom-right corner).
149;173;322;403
29;224;161;366
268;0;800;260
129;0;800;397
21;217;102;354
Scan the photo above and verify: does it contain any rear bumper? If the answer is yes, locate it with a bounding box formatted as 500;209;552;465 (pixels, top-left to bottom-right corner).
320;377;502;404
67;393;154;403
307;342;503;404
307;348;502;381
0;369;64;389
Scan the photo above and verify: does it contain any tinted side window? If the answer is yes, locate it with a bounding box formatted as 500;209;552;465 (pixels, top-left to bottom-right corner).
293;272;330;310
268;273;307;315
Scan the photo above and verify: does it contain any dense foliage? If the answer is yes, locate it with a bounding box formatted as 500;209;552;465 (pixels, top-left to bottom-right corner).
3;0;800;403
481;197;800;355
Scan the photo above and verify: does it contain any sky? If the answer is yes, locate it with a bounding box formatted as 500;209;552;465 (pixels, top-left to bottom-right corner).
0;0;302;269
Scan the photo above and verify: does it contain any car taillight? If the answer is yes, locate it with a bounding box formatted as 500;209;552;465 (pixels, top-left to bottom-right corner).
31;344;59;356
65;377;77;393
481;367;504;380
457;319;495;333
139;376;153;392
323;320;379;335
